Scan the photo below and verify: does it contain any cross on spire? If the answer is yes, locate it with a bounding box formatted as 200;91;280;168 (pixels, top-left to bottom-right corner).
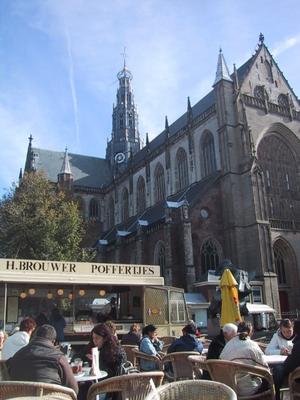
121;47;127;68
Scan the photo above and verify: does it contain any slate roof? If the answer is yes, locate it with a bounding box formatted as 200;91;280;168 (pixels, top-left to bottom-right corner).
167;172;220;207
99;173;220;245
235;55;255;85
30;147;112;188
132;91;216;165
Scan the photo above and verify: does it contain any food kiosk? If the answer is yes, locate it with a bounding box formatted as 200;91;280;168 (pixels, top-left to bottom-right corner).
0;259;188;339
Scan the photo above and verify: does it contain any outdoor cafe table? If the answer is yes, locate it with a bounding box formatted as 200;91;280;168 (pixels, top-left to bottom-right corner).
263;355;287;365
74;367;108;382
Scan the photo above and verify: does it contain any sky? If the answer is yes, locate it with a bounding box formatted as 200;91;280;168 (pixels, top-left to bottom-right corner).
0;0;300;195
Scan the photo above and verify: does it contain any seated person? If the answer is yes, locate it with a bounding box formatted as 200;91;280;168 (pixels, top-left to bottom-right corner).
7;324;78;395
77;323;127;400
121;323;142;346
0;330;6;351
220;321;269;397
273;320;300;400
139;324;163;371
167;324;203;354
2;317;36;360
202;323;237;380
207;323;238;360
265;318;294;355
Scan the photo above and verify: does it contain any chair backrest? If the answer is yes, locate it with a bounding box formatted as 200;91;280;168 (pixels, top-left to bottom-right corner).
131;348;161;371
159;336;177;346
0;360;10;380
0;381;77;400
206;359;275;399
87;371;164;400
121;345;139;365
187;355;209;379
288;366;300;400
145;379;237;400
161;352;200;381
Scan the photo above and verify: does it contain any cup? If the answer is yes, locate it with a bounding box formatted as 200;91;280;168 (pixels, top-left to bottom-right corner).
72;359;83;374
71;363;79;374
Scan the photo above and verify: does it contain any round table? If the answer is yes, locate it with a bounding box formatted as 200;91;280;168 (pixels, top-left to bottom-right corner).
74;367;108;382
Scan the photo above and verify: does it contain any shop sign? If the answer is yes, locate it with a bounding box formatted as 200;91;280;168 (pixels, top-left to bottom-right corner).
0;259;160;278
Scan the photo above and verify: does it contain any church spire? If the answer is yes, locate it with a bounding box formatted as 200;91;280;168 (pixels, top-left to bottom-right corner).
58;147;73;190
25;134;35;172
60;147;72;175
214;48;232;86
106;55;140;167
165;115;170;137
187;96;193;124
18;168;23;185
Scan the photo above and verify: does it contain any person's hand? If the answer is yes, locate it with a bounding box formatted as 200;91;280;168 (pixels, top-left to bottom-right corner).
280;347;290;355
86;353;93;360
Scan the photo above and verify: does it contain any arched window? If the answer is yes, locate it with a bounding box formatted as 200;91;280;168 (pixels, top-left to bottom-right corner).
176;148;189;191
122;187;129;222
108;196;115;227
75;196;85;219
201;131;217;177
136;176;146;214
278;94;289;108
154;241;166;277
254;85;268;101
257;135;299;221
265;60;273;82
154;163;166;202
200;239;219;275
89;198;100;220
274;245;287;285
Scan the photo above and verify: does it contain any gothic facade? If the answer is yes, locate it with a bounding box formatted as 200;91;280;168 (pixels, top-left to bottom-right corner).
24;36;300;315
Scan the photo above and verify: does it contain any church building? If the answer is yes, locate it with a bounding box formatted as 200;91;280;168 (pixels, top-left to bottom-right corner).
24;35;300;316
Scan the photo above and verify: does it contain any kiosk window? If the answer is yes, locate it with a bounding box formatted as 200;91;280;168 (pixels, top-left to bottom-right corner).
170;291;187;323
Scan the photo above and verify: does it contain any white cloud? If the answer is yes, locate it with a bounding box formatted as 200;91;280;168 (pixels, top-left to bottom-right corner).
272;33;300;57
65;27;80;147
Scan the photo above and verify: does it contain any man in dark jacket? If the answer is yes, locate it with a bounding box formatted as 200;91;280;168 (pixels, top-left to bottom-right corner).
7;324;78;395
167;324;203;354
206;323;238;360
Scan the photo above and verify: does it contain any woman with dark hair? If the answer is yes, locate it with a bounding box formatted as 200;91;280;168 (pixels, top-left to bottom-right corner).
139;324;163;371
78;324;126;400
91;323;126;377
220;321;269;396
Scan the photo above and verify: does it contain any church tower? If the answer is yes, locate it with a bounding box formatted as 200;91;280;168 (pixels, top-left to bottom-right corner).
106;60;140;168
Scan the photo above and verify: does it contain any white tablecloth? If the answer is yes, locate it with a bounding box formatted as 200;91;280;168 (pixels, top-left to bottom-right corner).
263;355;287;365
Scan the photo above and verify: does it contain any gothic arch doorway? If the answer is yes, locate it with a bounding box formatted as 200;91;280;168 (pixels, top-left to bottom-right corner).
273;238;299;314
